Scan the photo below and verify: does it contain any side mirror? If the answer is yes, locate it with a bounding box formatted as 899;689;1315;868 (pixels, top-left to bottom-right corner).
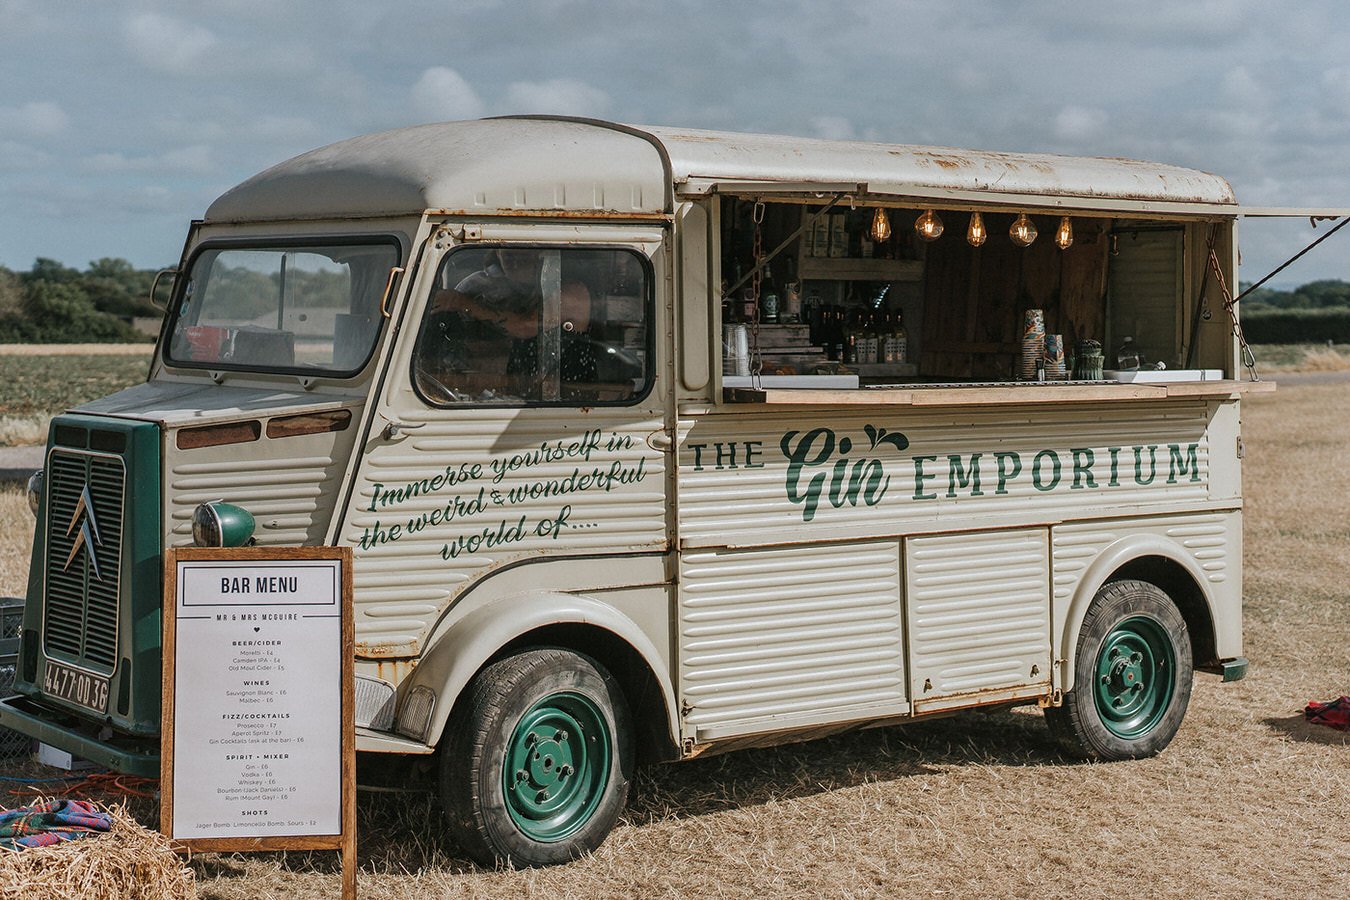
149;268;178;310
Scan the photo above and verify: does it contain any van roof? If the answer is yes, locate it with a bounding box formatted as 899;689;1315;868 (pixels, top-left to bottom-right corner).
204;116;1237;223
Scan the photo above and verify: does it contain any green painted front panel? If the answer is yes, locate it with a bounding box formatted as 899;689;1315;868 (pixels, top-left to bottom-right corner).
14;414;162;738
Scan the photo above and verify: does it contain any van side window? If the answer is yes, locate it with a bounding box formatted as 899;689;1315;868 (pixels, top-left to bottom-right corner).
412;246;650;406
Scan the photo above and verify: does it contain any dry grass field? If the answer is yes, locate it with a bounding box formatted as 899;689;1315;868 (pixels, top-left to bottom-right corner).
0;346;152;446
0;379;1346;898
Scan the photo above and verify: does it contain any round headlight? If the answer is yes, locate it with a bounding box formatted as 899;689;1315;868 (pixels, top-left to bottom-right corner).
26;470;43;517
192;501;256;548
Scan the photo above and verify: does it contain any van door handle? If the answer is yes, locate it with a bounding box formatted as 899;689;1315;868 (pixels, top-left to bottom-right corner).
646;429;673;452
381;418;426;440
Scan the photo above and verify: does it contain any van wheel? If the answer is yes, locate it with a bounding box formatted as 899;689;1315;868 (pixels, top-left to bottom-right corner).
1046;580;1193;761
440;648;632;867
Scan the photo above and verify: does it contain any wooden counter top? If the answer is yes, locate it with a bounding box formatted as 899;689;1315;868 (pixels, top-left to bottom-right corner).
723;379;1276;406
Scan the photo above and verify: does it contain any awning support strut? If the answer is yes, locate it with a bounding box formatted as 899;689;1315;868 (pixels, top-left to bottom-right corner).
1235;215;1350;303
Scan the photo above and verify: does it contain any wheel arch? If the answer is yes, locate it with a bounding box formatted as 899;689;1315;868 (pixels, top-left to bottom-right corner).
1059;535;1217;687
403;591;680;762
494;622;679;764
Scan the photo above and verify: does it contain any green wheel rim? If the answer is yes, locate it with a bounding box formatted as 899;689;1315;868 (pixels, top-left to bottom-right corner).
1093;615;1176;739
502;691;612;842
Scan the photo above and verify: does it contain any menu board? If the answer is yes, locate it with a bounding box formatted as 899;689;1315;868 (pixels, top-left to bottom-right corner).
162;547;353;858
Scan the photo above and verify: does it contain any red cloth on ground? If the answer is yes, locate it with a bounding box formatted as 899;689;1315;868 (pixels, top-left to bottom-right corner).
1304;696;1350;731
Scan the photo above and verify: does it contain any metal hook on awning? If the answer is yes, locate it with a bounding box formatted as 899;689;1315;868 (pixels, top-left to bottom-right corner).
722;191;849;301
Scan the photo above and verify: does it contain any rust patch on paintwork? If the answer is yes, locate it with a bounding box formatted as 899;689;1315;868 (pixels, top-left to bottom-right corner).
427;208;669;221
655;131;729;143
912;683;1052;716
681;687;1055;758
357;640;420;659
371;658;417;683
908;152;975;171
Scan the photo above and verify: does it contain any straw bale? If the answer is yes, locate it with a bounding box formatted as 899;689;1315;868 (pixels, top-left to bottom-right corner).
0;802;195;899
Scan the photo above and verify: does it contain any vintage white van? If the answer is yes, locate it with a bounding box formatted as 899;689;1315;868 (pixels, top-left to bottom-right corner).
1;116;1274;866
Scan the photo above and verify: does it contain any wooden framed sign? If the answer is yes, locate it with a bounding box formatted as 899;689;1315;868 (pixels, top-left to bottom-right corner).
161;546;355;895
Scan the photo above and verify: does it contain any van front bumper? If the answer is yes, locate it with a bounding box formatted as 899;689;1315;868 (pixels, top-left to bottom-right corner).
0;695;160;777
1198;656;1248;683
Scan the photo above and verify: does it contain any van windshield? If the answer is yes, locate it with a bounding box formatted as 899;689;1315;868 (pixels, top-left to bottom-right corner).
166;241;400;375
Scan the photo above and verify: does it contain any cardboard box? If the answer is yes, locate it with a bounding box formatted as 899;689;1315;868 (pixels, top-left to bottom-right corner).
36;742;94;771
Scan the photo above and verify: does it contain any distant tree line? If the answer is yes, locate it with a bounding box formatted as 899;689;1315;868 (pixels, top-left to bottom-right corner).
1238;279;1350;343
1239;279;1350;310
0;256;1345;345
0;258;162;343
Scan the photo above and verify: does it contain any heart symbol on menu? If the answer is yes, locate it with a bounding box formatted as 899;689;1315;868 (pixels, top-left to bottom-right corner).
253;627;260;632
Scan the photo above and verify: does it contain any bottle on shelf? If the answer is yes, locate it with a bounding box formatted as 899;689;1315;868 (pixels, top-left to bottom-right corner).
1116;336;1140;370
740;287;756;324
831;306;847;362
782;257;800;323
761;278;779;323
728;263;744;323
860;308;872;364
871;310;887;364
885;309;909;364
804;290;821;343
860;310;879;365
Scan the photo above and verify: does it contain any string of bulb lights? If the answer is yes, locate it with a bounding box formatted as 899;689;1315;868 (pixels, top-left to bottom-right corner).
868;208;1076;250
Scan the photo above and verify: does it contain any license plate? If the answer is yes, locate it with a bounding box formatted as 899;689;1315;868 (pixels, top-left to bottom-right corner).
42;660;109;715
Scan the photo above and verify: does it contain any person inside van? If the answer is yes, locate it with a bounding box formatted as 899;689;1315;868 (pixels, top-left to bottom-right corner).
419;248;597;400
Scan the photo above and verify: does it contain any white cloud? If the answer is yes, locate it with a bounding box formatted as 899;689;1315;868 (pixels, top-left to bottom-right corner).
81;145;215;176
1319;66;1350;120
123;13;217;74
952;66;989;94
1053;106;1108;142
411;67;484;122
1222;66;1268;109
0;101;69;139
123;185;179;213
502;79;610;117
0;139;51;171
809;116;855;141
247;115;322;144
161;145;215;174
0;0;47;38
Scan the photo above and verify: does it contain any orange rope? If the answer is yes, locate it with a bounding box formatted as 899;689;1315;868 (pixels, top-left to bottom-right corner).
9;772;158;800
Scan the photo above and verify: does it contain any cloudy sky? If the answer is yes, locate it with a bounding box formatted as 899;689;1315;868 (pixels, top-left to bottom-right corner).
3;0;1350;285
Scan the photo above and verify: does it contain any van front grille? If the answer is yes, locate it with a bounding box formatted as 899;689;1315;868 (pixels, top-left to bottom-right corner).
43;449;125;673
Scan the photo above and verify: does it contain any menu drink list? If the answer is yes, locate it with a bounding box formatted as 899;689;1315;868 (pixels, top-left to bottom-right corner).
170;558;343;840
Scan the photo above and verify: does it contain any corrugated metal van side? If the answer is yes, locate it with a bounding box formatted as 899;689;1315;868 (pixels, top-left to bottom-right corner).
679;401;1216;546
343;409;668;655
679;540;905;738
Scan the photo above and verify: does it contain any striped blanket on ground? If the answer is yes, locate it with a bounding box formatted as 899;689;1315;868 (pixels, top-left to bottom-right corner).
0;799;112;850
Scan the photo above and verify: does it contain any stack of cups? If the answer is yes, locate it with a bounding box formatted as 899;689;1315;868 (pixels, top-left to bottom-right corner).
1044;333;1067;380
1021;309;1045;379
723;324;750;376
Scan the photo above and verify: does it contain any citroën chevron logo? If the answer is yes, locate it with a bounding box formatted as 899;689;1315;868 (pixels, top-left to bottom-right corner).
63;484;105;581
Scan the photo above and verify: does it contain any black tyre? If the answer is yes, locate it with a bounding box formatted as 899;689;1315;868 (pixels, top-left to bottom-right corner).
1045;580;1193;761
440;648;633;867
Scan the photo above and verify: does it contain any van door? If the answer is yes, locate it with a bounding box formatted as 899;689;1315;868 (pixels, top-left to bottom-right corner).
1107;225;1183;366
333;224;673;661
904;528;1052;714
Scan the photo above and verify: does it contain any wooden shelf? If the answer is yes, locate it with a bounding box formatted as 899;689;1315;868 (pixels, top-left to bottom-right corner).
855;363;918;378
724;379;1276;407
797;257;924;282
